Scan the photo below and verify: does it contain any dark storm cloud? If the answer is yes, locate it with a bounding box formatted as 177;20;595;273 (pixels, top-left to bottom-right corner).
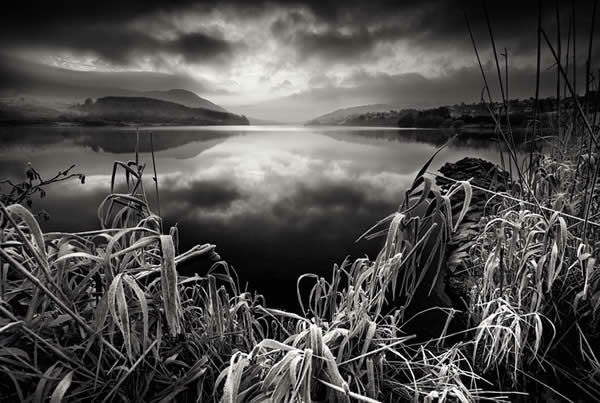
0;1;242;68
2;1;598;66
0;54;220;98
270;8;378;62
264;0;600;64
0;23;235;66
293;28;377;62
167;32;235;63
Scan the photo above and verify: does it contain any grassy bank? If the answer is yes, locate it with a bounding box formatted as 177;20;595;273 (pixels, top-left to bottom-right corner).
0;149;484;401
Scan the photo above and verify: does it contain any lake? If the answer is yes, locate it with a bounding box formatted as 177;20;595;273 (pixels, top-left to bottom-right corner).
0;125;505;309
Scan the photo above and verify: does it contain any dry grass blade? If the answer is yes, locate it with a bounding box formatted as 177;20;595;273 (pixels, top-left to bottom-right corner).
49;370;73;403
159;235;183;336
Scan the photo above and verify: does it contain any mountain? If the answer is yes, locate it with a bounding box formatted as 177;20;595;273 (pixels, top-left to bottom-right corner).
306;104;398;125
0;56;214;100
139;89;225;112
77;96;248;125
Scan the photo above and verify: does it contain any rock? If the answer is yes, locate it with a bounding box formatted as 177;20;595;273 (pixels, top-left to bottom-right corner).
436;157;510;309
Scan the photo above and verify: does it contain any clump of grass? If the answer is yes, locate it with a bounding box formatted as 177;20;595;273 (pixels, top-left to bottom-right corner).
458;1;600;399
463;156;600;397
0;155;230;399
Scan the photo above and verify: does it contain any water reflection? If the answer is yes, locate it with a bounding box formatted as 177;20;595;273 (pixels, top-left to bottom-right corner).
0;125;506;309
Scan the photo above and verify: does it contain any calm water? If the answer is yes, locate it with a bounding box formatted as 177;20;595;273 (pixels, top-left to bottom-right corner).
0;125;504;309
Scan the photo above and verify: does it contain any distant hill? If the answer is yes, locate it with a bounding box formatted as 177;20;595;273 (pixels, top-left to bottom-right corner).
339;110;407;127
78;97;248;125
0;100;62;123
306;105;466;128
138;89;226;112
306;104;397;125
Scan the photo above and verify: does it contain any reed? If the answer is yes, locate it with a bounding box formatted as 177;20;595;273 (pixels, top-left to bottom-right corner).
459;1;600;399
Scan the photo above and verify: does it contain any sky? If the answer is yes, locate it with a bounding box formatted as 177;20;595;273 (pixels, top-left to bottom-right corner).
1;0;600;121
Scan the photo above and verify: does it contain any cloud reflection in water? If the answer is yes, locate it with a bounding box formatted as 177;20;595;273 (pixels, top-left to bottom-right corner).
0;126;503;309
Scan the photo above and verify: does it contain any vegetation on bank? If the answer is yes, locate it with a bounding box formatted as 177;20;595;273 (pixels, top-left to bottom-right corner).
306;98;575;129
0;92;248;127
77;97;249;126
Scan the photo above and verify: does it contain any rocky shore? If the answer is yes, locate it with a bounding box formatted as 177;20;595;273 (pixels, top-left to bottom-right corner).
436;157;510;309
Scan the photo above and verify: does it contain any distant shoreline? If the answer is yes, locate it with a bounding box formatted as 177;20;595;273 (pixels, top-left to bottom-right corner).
0;122;536;146
0;119;250;128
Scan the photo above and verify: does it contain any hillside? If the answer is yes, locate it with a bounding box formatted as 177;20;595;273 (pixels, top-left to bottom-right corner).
336;106;481;128
139;89;226;112
0;100;62;122
78;96;248;125
306;104;397;125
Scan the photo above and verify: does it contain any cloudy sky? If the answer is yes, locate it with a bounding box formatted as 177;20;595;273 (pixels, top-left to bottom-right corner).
1;1;599;121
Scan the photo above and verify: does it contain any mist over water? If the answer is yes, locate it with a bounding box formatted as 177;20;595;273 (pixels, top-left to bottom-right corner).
0;125;504;309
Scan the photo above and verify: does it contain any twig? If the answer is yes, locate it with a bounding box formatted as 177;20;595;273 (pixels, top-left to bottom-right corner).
530;0;542;189
556;0;562;149
483;1;517;181
465;11;508;187
149;132;162;232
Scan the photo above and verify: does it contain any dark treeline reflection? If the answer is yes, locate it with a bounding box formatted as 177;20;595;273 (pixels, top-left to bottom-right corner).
0;126;241;154
0;125;504;309
0;125;526;154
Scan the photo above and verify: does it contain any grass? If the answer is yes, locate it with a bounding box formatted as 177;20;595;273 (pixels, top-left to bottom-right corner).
2;2;600;401
457;1;600;399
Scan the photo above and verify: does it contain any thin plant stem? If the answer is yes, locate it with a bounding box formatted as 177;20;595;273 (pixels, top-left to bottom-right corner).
483;0;517;183
556;0;562;149
530;0;542;190
465;11;510;187
149;132;162;233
